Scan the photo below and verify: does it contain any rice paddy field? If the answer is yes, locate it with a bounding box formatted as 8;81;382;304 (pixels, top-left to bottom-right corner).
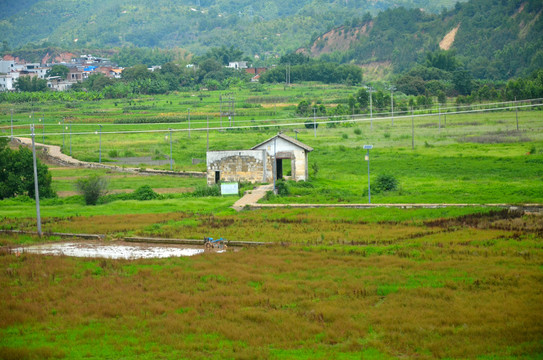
0;84;542;359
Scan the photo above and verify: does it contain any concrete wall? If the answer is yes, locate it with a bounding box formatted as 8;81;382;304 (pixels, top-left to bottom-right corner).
207;150;268;185
254;138;309;181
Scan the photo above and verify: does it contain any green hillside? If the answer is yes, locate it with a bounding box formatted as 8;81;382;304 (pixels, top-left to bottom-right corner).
1;0;462;57
308;0;543;80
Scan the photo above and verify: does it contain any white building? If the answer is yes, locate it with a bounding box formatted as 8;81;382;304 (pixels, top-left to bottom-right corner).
0;74;15;91
0;60;15;74
206;133;313;185
227;61;248;70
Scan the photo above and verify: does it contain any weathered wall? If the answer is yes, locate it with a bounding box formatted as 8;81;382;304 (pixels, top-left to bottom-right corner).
254;139;310;182
207;150;267;185
292;149;308;181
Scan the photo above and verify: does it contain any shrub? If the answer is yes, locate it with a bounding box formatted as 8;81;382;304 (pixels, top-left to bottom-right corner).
275;179;290;196
304;120;318;129
75;175;108;205
193;185;220;197
311;162;319;177
354;128;362;135
374;174;398;193
342;133;348;139
108;149;119;158
131;185;159;200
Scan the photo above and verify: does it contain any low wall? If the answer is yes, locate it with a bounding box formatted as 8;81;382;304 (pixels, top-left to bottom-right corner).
12;137;205;178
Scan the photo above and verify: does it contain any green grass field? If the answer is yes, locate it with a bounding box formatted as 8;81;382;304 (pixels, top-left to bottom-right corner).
1;209;542;359
0;84;542;359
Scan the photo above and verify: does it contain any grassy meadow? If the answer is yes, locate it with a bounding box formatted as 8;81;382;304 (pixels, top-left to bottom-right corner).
1;84;542;204
1;209;542;359
0;84;542;359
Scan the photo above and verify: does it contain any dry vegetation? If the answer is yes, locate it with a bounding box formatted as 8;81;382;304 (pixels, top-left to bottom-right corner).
0;210;542;359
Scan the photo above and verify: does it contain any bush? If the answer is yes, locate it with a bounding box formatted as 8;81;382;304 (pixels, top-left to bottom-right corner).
354;128;362;135
193;185;220;197
131;185;159;200
304;120;318;129
374;174;398;193
275;179;290;196
75;175;108;205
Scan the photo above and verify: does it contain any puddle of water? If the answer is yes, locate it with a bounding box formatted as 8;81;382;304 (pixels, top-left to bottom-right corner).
14;242;203;259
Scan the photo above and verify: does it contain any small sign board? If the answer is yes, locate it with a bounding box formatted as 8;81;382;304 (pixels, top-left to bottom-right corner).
220;182;239;196
363;145;373;150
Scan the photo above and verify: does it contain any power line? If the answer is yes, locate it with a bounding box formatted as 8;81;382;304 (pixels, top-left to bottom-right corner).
3;102;540;139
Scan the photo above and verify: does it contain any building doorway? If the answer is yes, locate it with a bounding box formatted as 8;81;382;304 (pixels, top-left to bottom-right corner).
215;171;221;183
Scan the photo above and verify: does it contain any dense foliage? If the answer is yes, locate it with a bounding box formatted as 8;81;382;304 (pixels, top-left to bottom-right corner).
0;138;56;200
319;0;542;80
261;62;362;85
0;0;465;59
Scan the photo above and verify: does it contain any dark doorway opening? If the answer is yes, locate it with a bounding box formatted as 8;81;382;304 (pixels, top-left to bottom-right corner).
215;171;221;183
276;159;283;179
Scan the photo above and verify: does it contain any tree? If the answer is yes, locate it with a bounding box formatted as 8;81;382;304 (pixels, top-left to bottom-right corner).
296;100;311;116
0;138;56;200
121;64;155;82
14;76;48;92
279;53;311;66
45;65;70;79
355;88;369;110
75;175;108;205
453;68;474;95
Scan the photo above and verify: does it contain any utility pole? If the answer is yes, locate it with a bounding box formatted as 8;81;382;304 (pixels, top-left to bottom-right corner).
231;97;235;127
188;108;191;138
273;136;277;194
169;128;173;171
98;124;102;163
389;86;396;126
219;94;223;127
364;145;373;204
369;86;373;129
61;119;65;149
69;123;72;156
206;116;209;152
438;104;441;131
313;107;317;138
10;109;13;140
515;97;519;131
31;125;42;237
365;85;374;129
411;107;415;150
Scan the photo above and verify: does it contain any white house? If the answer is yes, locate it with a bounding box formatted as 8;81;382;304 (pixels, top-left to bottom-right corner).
206;133;313;185
227;61;248;70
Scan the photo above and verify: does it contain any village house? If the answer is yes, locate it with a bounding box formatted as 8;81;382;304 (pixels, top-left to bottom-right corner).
227;61;248;70
206;133;313;185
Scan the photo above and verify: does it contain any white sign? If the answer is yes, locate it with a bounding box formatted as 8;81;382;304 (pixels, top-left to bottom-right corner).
221;182;238;195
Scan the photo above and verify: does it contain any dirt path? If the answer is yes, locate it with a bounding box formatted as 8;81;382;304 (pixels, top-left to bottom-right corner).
11;137;205;177
233;184;274;211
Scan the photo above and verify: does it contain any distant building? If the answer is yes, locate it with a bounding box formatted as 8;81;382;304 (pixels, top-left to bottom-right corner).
0;74;15;91
0;60;15;74
227;61;248;70
47;77;72;91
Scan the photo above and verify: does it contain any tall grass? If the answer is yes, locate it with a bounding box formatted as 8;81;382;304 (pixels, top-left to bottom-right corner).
0;216;541;359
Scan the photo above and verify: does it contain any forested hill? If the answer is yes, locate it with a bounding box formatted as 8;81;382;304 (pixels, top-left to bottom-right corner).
1;0;461;57
302;0;543;80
